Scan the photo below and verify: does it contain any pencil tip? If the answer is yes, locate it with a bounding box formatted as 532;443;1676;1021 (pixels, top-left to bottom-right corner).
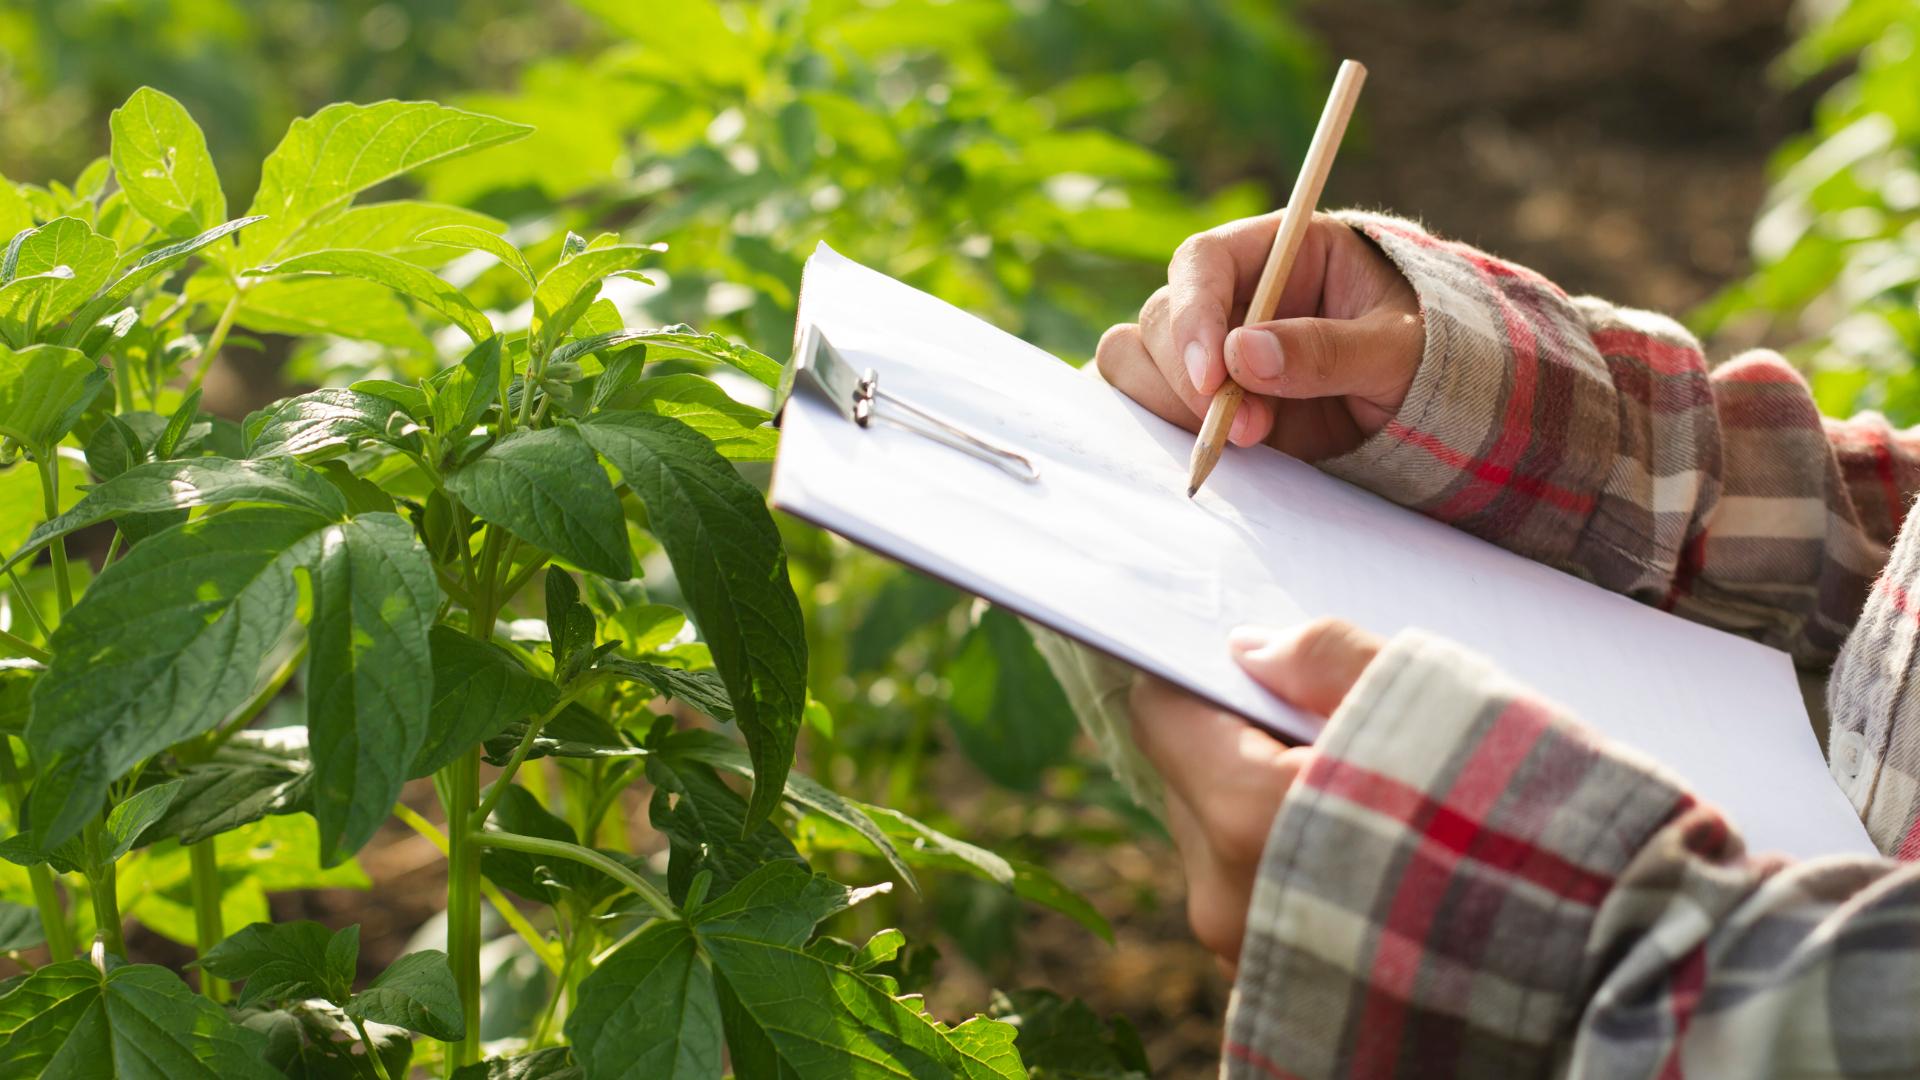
1186;484;1198;499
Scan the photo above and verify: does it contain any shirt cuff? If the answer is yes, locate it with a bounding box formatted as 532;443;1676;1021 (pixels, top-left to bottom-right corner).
1317;211;1618;570
1223;629;1690;1078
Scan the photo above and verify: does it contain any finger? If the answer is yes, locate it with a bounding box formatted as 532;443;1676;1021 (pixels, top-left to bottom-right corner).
1128;674;1258;812
1095;322;1209;428
1229;617;1383;717
1222;308;1421;403
1167;211;1301;396
1164;793;1249;964
1143;286;1273;447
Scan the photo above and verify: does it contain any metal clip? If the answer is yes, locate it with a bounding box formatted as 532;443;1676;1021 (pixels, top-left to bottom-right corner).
779;324;1039;483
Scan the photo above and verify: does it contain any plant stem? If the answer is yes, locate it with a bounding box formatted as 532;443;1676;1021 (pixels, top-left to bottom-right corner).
5;567;50;639
186;292;243;396
471;830;676;921
36;453;72;615
442;750;483;1072
0;626;50;663
472;685;594;830
187;839;229;1001
351;1016;398;1080
391;802;560;974
86;851;126;959
0;737;73;960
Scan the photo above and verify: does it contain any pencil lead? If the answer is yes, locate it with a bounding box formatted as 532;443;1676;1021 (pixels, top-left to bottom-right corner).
1186;484;1198;499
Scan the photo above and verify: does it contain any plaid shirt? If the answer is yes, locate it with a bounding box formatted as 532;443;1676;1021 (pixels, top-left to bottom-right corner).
1221;214;1920;1078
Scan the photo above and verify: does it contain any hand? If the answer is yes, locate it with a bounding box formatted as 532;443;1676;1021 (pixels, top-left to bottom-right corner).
1095;212;1422;461
1129;617;1383;976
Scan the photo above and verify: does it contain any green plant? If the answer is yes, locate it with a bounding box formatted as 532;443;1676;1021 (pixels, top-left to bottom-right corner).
1697;0;1920;420
0;88;1120;1078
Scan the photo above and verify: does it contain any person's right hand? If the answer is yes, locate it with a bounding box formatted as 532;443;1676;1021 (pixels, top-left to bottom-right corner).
1095;211;1423;462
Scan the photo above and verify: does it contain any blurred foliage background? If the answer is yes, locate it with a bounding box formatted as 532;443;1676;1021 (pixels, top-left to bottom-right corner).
2;0;1909;1074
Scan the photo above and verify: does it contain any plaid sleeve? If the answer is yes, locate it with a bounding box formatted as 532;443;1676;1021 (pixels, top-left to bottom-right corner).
1225;629;1920;1078
1323;212;1917;665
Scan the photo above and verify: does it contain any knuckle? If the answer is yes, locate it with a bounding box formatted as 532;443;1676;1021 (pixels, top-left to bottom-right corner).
1141;286;1171;327
1302;321;1341;385
1094;323;1140;377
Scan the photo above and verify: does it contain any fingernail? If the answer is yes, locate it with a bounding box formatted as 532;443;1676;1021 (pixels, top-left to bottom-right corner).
1228;625;1277;655
1230;328;1283;381
1228;406;1259;446
1183;341;1210;392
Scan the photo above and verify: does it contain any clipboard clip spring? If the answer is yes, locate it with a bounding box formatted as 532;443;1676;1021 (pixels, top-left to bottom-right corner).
780;324;1039;484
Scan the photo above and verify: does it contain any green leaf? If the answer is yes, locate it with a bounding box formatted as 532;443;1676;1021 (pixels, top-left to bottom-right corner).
558;326;781;388
344;950;465;1040
4;457;347;576
689;863;1024;1080
196;921;357;1008
0;343;105;452
565;920;721;1080
0;901;43;953
987;989;1151;1080
850;570;958;674
544;567;597;681
595;373;775;461
597;657;733;721
444;426;631;580
252;249;493;344
149;729;313;845
153;387;201;461
1;217;116;328
655;728;916;894
0;174;30;240
530;247;659;355
303;512;436;864
0;269;78;347
109;88;227;237
198;275;433;352
284;202;503;260
238;101;532;265
429;335;504;441
575;412;806;830
0;961;279;1078
24;506;333;847
418;224;536;289
947;608;1078;791
412;626;557;778
63;216;265;343
239;1001;413;1080
647;756;803;905
100;780;184;862
450;1047;581;1080
246;388;417;461
85;413;144;480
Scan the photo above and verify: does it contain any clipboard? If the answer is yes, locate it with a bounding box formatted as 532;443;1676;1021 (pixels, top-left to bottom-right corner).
767;241;1876;859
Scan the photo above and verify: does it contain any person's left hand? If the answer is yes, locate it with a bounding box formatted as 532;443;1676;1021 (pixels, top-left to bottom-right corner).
1130;617;1384;977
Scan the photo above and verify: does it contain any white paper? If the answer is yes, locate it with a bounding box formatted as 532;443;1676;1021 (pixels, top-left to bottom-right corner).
771;243;1874;859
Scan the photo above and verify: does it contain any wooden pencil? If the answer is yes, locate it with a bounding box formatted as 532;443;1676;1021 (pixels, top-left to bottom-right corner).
1187;59;1368;497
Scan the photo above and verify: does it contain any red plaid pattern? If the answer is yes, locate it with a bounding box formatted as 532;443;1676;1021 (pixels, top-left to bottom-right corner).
1224;217;1920;1077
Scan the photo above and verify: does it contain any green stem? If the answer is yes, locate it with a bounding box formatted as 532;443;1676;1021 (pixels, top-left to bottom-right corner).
188;840;229;1001
0;626;50;663
471;830;676;921
6;567;50;639
442;750;483;1072
472;683;596;830
36;453;72;615
0;737;73;960
351;1016;398;1080
391;802;560;975
101;530;123;567
186;292;243;396
86;851;126;959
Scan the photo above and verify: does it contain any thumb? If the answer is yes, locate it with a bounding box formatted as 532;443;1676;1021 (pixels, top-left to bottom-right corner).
1231;618;1383;717
1222;310;1417;402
